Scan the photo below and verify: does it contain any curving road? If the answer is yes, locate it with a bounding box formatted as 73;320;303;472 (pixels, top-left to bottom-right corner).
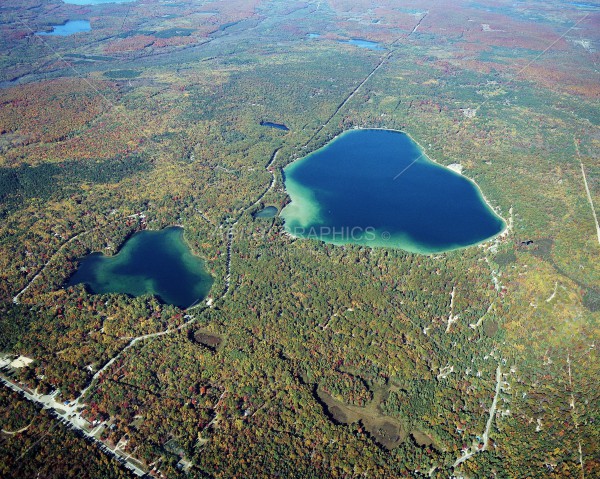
453;365;502;469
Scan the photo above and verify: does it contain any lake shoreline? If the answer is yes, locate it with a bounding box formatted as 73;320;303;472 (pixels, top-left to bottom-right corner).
281;128;507;255
354;127;508;239
66;225;213;308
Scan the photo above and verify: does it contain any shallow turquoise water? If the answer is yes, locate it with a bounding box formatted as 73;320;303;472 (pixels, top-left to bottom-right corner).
281;129;505;253
67;227;213;308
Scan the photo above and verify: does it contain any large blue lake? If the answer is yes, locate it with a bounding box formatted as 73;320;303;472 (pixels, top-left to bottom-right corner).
281;129;505;253
67;227;213;308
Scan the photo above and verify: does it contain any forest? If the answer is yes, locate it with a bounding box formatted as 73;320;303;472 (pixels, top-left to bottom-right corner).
0;0;598;477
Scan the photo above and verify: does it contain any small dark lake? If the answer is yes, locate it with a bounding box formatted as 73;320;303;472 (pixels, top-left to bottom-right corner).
260;121;289;131
254;206;278;218
67;227;213;308
281;129;505;253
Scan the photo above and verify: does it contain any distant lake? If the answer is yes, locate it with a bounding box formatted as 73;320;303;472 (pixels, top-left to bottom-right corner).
341;39;384;50
254;206;278;218
67;227;213;308
36;20;91;36
561;1;600;9
260;121;289;131
281;129;505;253
62;0;133;4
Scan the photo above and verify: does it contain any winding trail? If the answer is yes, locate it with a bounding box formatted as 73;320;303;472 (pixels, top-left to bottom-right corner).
446;286;458;333
575;139;600;246
77;309;208;405
1;423;31;435
250;148;279;210
453;365;502;469
580;161;600;246
196;209;216;228
546;282;558;303
408;11;428;37
470;301;495;330
482;366;502;448
567;354;587;479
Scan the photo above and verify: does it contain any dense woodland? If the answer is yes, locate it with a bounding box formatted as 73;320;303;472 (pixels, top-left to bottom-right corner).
0;0;599;477
0;389;133;479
